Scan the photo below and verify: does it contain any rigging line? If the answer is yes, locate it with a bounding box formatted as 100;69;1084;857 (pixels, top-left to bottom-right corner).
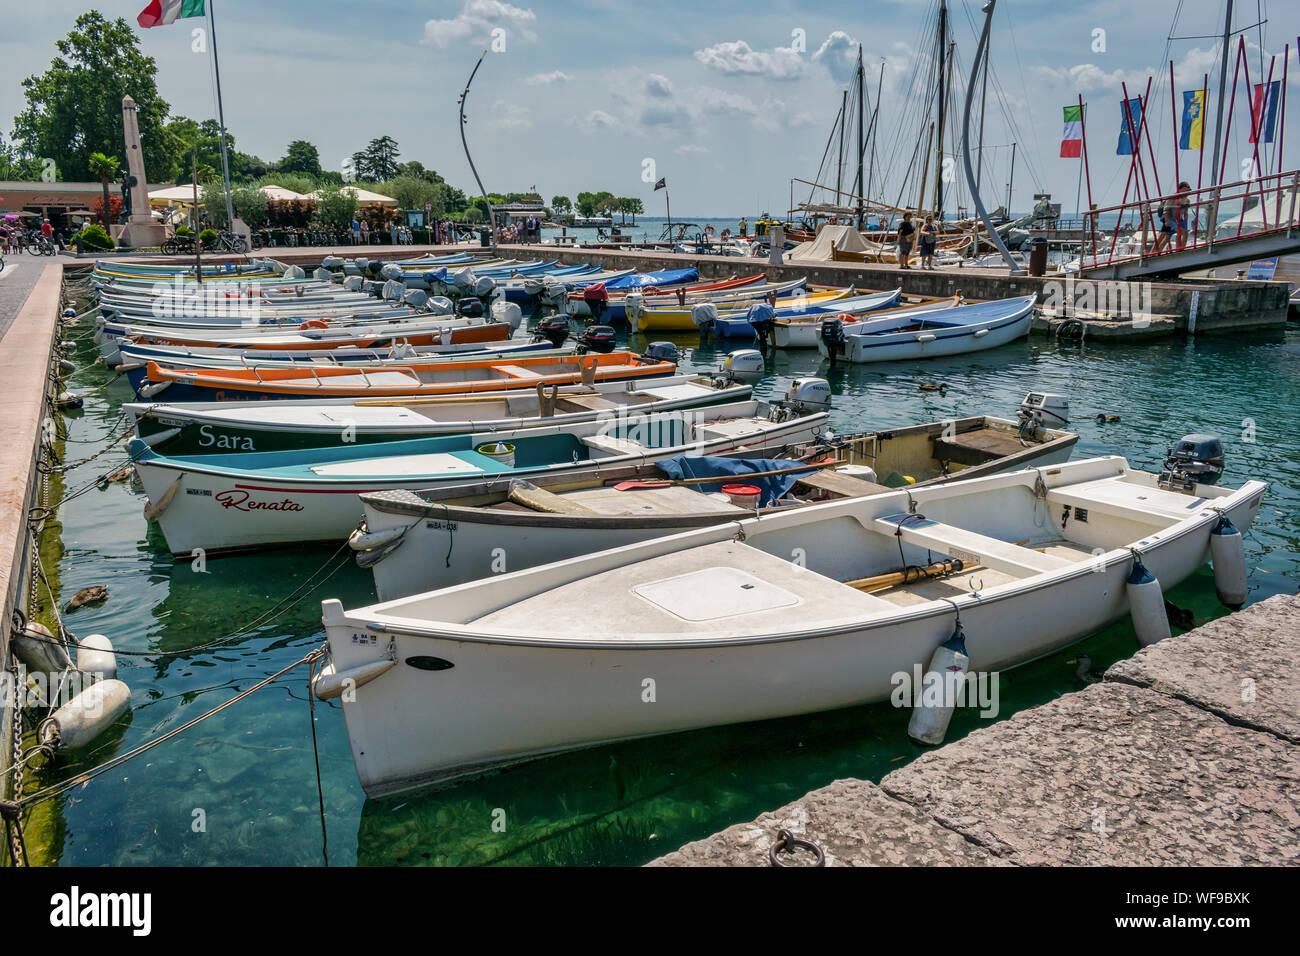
17;647;327;811
1000;3;1046;191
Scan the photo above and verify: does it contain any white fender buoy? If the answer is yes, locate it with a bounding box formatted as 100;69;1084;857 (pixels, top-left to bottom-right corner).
40;679;131;750
1126;557;1171;647
13;622;74;676
54;391;83;409
312;658;396;701
1210;515;1248;609
917;333;938;343
347;525;407;552
142;474;182;522
76;634;117;681
139;380;172;399
908;623;970;746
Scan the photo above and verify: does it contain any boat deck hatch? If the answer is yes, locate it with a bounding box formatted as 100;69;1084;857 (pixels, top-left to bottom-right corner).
632;567;800;621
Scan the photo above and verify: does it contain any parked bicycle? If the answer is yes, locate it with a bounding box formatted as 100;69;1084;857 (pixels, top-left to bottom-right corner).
161;234;196;256
26;233;56;256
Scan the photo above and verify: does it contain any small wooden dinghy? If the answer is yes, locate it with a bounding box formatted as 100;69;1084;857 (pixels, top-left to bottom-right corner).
321;456;1266;796
130;402;828;557
356;409;1079;600
134;350;679;402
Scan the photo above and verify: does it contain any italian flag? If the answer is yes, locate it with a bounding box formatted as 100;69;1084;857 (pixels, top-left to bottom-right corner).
138;0;205;28
1059;105;1083;158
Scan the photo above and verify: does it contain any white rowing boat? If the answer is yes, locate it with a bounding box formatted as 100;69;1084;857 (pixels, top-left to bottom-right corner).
319;456;1264;796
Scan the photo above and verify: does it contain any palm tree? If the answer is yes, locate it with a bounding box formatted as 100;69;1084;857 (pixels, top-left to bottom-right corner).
88;152;121;227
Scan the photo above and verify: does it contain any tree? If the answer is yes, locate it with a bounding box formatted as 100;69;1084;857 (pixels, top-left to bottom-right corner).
163;117;234;184
314;182;358;229
15;12;174;183
351;136;400;183
278;139;321;177
87;152;120;227
397;160;445;185
388;175;440;214
551;195;572;216
230;185;268;229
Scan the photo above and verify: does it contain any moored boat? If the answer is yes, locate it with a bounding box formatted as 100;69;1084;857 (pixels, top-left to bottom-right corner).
320;456;1266;796
819;294;1036;363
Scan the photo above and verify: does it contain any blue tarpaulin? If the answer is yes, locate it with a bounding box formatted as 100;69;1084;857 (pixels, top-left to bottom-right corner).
654;455;814;506
605;268;699;290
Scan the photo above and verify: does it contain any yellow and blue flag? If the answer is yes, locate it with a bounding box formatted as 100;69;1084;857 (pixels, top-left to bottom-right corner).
1179;89;1205;150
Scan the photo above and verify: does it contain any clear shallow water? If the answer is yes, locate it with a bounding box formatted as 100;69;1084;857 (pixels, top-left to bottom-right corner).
25;309;1299;866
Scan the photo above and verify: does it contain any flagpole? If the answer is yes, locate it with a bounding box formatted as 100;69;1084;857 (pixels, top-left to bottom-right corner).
665;185;672;235
1078;95;1095;260
207;0;236;233
1170;61;1180;192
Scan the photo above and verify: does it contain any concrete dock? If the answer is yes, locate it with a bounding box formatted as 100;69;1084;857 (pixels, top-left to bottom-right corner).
649;593;1300;866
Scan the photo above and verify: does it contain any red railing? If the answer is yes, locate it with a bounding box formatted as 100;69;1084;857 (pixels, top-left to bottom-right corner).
1076;169;1300;272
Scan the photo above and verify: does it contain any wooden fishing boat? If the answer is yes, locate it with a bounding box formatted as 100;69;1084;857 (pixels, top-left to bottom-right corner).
566;273;770;320
125;374;751;454
354;408;1079;600
705;288;902;338
320;456;1265;795
133;351;679;402
130;403;828;557
772;295;961;348
820;294;1036;363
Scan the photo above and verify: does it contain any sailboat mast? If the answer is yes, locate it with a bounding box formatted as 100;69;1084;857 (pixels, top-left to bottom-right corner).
837;90;847;199
934;0;948;220
1209;0;1234;187
856;46;865;228
867;60;883;209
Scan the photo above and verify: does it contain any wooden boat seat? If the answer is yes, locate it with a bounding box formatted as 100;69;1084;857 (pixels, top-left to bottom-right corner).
580;434;648;456
494;365;543;379
553;395;620;413
870;513;1073;578
932;426;1027;466
794;469;893;498
1046;480;1209;523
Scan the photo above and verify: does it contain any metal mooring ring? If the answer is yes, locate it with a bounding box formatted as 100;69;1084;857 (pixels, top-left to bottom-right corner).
768;828;825;867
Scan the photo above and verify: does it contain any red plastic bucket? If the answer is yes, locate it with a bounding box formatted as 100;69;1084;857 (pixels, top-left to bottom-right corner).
722;483;762;508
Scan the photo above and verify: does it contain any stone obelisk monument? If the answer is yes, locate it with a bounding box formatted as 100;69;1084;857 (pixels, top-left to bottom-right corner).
119;95;165;247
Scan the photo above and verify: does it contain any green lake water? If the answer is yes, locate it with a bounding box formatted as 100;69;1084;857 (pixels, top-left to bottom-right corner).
24;306;1299;866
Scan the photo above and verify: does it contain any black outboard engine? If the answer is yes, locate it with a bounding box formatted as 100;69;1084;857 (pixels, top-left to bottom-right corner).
577;325;617;353
1158;434;1225;492
534;316;571;348
820;316;846;363
457;296;485;318
746;302;776;350
642;341;679;364
582;282;609;324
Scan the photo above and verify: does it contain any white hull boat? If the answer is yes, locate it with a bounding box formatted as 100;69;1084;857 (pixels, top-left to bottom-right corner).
130;404;828;557
820;294;1036;363
320;457;1265;796
356;412;1078;601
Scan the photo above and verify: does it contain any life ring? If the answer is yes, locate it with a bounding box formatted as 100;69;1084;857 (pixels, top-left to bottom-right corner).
643;286;663;296
298;319;329;330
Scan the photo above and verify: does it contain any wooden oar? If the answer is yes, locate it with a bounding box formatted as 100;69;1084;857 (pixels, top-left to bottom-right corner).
610;457;838;491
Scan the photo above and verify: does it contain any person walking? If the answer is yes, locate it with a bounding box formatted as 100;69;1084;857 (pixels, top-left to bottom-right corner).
350;217;361;246
896;212;916;269
918;215;938;269
1175;181;1193;249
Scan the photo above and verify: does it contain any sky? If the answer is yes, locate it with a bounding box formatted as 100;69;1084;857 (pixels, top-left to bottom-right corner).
3;1;1297;217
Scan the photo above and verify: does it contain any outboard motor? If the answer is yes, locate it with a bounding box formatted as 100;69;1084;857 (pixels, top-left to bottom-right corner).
784;377;832;413
491;299;524;332
582;282;609;323
819;316;846;363
381;279;406;302
521;277;546;300
473;275;497;301
457;296;485;318
691;302;719;338
362;280;384;297
535;316;572;348
366;260;385;279
1158;434;1225;492
540;278;570;313
320;256;345;272
451;268;477;299
403;289;430;310
746;302;777;349
426;295;454;316
343;275;364;293
577;325;617;354
642;341;679;364
424;268;449;296
380;262;405;281
1017;392;1070;439
722;348;764;382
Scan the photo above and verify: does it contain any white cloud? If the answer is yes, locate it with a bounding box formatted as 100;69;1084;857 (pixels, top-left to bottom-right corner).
754;97;818;133
676;144;709;155
421;0;538;49
526;70;570;85
693;40;805;80
695;87;759;117
646;73;675;98
488;100;532;130
813;31;858;84
580;110;621;132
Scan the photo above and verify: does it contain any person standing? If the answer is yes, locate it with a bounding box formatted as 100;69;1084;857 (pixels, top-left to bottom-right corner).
1175;181;1193;249
896;212;916;269
918;215;938;269
350;217;361;246
360;218;370;245
739;216;748;237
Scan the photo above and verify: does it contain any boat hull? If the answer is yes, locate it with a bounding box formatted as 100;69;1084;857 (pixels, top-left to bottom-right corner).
323;467;1265;796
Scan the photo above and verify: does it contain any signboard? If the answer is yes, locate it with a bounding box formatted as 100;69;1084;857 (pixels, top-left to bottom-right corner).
1245;257;1279;280
406;211;425;228
424;201;432;214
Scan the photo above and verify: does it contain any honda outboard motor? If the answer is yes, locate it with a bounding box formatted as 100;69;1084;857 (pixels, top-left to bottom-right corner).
582;282;609;323
746;302;777;349
819;316;846;363
535;316;571;348
577;325;617;354
642;341;679;364
457;296;485;318
1158;434;1225;492
1016;392;1070;439
784;377;832;413
722;348;764;382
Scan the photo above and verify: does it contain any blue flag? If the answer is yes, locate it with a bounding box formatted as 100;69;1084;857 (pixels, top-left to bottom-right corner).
1179;89;1206;150
1117;97;1143;155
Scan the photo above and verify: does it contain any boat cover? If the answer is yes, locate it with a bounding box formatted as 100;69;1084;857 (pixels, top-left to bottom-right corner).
654;455;811;506
605;268;699;290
